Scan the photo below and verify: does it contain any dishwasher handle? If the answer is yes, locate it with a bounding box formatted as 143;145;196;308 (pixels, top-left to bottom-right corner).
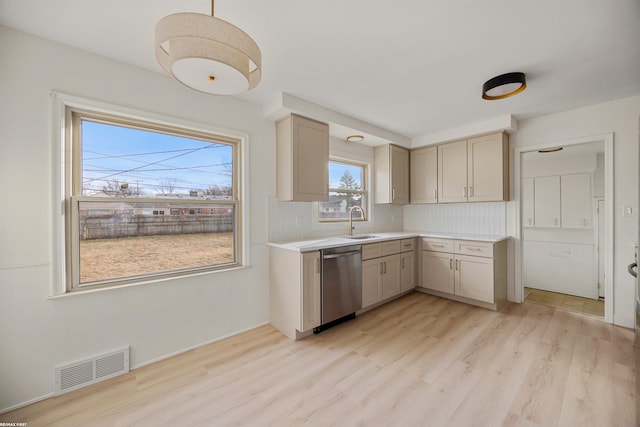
629;262;637;278
323;250;361;259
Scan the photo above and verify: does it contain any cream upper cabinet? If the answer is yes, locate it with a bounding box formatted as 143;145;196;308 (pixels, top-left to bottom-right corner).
375;144;409;205
467;133;509;202
436;132;509;204
523;178;534;228
410;145;438;203
534;175;561;228
276;114;329;202
561;173;592;228
437;140;468;203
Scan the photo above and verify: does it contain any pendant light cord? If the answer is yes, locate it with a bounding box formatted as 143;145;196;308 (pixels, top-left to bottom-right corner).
211;0;215;17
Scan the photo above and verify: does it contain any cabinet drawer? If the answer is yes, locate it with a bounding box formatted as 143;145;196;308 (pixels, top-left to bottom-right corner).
422;238;454;253
362;243;383;261
400;238;416;252
455;240;494;257
382;240;402;256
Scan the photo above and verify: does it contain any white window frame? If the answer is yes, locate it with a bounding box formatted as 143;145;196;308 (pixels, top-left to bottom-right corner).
318;158;369;223
50;92;249;296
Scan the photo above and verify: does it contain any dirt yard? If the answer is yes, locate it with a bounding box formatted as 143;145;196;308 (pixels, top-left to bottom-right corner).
80;232;234;283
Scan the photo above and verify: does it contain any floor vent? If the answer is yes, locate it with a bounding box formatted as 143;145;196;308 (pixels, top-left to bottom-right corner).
55;347;129;395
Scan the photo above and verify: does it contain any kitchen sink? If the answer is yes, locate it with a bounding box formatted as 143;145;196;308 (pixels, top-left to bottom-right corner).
345;235;378;240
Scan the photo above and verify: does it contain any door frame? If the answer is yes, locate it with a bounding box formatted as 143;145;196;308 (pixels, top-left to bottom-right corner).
513;133;614;323
595;198;605;299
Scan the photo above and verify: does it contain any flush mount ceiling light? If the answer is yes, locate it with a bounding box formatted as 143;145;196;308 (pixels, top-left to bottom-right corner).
482;72;526;100
346;135;364;143
155;0;261;95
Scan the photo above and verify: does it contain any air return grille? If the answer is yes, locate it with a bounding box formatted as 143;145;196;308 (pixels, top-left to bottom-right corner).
55;347;129;395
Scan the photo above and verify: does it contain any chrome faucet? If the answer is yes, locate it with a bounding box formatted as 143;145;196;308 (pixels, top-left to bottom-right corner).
348;205;366;236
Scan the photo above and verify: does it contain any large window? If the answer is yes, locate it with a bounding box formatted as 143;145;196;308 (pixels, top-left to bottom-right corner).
65;108;241;290
318;160;367;221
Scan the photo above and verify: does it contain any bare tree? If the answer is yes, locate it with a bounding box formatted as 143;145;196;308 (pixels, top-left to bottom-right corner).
158;179;176;196
206;184;232;198
102;179;141;197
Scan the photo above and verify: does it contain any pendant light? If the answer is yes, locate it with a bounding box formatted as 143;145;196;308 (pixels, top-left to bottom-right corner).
482;72;526;100
155;0;261;95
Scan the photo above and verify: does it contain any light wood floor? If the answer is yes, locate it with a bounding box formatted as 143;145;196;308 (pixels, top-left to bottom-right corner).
525;287;605;317
1;292;635;426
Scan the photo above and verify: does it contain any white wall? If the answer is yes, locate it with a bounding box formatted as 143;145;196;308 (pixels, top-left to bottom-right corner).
0;26;274;411
508;95;640;327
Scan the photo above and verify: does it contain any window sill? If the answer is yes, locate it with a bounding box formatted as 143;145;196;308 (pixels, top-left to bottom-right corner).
48;264;250;300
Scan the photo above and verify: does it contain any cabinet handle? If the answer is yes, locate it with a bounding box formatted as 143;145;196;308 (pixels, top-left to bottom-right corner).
469;186;473;197
463;187;467;197
384;262;387;274
450;258;453;270
433;189;437;200
401;258;405;269
433;244;444;248
554;218;559;226
392;188;396;200
468;247;481;252
380;262;384;275
315;258;320;274
455;259;459;270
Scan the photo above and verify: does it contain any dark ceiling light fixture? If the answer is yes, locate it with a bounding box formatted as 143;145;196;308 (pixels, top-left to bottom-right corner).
538;147;563;153
482;72;526;100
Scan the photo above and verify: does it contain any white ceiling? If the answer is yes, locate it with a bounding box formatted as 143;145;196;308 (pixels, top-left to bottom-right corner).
1;0;639;142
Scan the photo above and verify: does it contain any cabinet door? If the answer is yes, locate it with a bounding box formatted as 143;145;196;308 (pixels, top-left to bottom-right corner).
561;173;592;228
454;254;494;304
292;115;329;201
421;250;454;293
300;252;321;331
362;258;383;308
534;176;561;228
391;146;410;204
400;251;416;291
438;140;468;203
410;146;438;203
381;254;401;299
467;133;508;202
523;178;534;228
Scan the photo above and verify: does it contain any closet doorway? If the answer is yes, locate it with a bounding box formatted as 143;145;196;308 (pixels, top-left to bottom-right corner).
515;134;613;323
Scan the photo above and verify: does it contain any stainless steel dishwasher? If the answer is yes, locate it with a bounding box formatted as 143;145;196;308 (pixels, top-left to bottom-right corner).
315;245;362;333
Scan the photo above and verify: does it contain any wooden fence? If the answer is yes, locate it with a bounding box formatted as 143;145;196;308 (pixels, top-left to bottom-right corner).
80;214;234;240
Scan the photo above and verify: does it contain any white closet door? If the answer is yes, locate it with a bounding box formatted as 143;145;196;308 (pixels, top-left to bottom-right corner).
561;173;592;228
534;176;560;228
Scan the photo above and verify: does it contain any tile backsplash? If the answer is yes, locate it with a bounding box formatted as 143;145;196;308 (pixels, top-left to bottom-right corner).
268;196;404;242
268;197;506;242
403;202;506;235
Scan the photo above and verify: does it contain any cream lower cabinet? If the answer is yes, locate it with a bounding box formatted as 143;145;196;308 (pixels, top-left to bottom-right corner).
362;240;406;308
269;248;321;340
400;238;417;292
420;238;507;310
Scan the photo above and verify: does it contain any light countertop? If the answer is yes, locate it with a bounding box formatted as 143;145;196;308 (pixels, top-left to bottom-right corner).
268;231;509;252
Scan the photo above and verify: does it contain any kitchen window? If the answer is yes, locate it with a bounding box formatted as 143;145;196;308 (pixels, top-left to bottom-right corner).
318;160;367;221
64;107;241;291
